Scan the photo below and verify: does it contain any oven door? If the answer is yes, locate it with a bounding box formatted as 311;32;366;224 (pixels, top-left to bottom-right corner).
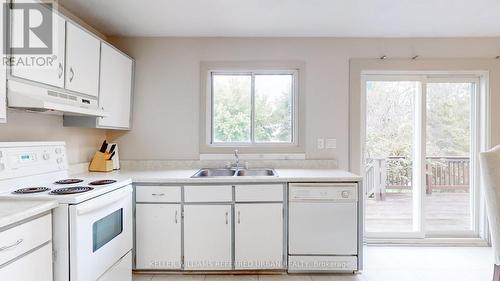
69;185;133;281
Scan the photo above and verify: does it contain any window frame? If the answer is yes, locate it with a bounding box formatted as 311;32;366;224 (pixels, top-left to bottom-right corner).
206;69;299;147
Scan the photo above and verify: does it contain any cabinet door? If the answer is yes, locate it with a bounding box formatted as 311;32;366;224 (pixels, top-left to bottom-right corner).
184;205;232;270
135;204;181;269
235;203;283;269
65;22;100;97
10;6;65;88
97;43;133;129
0;0;6;122
0;242;52;280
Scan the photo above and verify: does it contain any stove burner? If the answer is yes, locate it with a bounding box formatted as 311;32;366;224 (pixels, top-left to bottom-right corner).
13;187;50;194
50;186;94;195
55;179;84;184
89;180;117;186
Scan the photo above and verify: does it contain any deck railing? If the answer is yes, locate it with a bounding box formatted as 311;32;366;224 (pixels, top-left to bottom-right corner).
365;156;470;200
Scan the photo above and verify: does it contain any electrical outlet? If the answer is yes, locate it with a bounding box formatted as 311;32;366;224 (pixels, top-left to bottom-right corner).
326;139;337;149
317;138;325;149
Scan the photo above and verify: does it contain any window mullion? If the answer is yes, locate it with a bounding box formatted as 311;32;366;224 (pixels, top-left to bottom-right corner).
250;73;256;144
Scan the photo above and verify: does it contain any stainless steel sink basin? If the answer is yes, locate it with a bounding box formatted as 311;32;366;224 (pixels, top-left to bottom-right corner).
191;168;277;178
191;168;235;178
236;169;276;177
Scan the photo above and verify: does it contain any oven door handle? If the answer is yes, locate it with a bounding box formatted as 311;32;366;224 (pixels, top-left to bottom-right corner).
77;188;132;215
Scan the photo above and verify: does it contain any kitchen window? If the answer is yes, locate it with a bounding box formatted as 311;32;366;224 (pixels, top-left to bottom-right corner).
208;70;298;146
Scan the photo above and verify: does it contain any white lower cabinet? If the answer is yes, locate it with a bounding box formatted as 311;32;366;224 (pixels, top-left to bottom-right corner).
134;184;286;272
235;203;283;269
135;204;181;269
0;214;52;280
0;242;52;280
183;205;232;270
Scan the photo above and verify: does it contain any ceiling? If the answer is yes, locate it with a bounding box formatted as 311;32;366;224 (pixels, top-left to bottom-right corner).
59;0;500;37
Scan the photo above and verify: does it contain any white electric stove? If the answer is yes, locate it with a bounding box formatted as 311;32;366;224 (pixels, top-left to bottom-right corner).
0;142;133;281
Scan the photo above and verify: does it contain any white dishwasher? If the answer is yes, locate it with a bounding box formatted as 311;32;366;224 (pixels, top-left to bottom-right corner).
288;183;359;273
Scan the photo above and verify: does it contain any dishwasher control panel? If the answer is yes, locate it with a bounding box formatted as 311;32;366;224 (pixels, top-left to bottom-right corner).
289;183;358;201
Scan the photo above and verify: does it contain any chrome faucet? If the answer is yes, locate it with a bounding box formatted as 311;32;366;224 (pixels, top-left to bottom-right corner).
233;149;239;170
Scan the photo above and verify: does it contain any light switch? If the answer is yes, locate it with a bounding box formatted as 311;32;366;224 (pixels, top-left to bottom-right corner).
326;139;337;149
317;138;325;149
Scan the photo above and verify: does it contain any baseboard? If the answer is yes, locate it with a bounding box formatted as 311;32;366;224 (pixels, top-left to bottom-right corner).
365;237;490;246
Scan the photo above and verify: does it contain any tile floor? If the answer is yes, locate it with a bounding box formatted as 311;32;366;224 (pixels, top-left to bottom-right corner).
133;246;494;281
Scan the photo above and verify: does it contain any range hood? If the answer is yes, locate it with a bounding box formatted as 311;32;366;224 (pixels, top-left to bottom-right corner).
7;80;109;117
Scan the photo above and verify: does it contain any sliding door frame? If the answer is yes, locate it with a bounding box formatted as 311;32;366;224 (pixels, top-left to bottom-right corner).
361;71;488;242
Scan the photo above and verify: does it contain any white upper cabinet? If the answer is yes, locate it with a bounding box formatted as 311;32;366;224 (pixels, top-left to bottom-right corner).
65;22;100;97
10;10;66;88
97;43;133;129
0;0;6;123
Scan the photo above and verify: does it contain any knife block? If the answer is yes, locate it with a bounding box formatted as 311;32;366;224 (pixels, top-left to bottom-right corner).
89;151;114;172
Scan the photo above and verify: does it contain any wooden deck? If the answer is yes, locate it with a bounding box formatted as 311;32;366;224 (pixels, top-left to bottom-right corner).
365;191;471;233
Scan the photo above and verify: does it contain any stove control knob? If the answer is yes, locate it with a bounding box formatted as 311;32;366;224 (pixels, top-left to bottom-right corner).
43;153;50;160
55;148;62;154
341;191;350;198
0;163;4;171
56;158;63;164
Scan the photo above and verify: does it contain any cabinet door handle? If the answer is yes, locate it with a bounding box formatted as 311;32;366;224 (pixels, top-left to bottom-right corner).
58;63;63;79
175;210;178;224
237;211;240;224
151;193;165;196
69;67;74;82
225;211;228;225
0;239;23;252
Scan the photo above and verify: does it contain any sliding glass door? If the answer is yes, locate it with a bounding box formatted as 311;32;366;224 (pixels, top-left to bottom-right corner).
363;75;478;239
364;79;420;236
425;80;476;236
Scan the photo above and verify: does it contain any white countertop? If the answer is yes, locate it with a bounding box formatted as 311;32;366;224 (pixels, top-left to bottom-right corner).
78;168;362;184
0;199;58;229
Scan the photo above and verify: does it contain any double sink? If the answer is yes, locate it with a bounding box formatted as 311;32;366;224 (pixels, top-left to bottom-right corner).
192;168;277;178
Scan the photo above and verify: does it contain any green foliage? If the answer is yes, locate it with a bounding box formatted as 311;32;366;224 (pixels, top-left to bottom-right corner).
213;74;292;143
366;81;471;159
426;83;470;156
365;81;471;185
213;75;251;143
365;81;416;159
255;75;292;142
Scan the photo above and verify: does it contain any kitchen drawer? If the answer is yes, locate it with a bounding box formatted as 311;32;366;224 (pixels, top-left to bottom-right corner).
235;184;284;202
0;214;51;266
0;242;53;280
184;185;232;202
136;186;181;203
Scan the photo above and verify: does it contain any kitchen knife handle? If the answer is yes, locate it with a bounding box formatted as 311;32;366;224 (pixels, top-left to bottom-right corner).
99;140;108;153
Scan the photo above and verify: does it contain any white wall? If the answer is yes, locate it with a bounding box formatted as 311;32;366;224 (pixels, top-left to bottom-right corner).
0;110;106;164
108;37;500;170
